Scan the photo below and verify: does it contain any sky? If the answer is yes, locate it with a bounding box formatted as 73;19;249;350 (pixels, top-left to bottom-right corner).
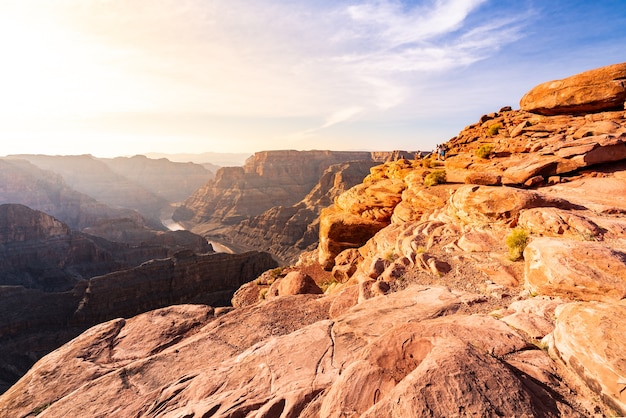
0;0;625;158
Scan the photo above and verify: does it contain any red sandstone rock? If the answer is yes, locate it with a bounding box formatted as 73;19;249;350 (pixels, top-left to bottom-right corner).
318;205;388;269
524;237;626;302
552;301;626;415
520;62;626;115
500;297;564;339
267;271;323;298
448;185;571;225
518;207;603;239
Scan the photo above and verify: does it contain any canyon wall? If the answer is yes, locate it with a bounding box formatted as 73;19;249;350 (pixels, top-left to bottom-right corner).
4;154;213;224
175;150;416;262
0;204;277;393
174;150;416;226
0;159;145;231
102;154;213;203
227;160;381;262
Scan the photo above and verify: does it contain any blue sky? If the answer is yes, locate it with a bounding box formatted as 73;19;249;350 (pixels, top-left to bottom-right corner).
0;0;625;158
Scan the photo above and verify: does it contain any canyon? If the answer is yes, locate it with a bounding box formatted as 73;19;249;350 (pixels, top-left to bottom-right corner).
175;150;417;262
0;203;276;393
1;63;626;416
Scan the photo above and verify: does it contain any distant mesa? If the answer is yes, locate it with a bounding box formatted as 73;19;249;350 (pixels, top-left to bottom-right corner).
143;151;251;167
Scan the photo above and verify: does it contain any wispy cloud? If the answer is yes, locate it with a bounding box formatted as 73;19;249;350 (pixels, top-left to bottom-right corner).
0;0;535;154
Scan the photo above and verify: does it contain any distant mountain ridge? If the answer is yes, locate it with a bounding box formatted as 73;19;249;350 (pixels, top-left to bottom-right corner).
144;151;251;167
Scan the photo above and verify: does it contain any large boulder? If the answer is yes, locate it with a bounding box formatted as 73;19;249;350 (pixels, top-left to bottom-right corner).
267;271;323;298
552;301;626;415
524;237;626;302
520;62;626;115
448;185;571;225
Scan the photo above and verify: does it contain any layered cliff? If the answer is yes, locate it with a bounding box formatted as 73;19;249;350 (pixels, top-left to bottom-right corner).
5;154;213;225
0;204;276;393
175;150;415;262
219;160;381;263
174;150;415;226
0;158;144;231
3;64;626;416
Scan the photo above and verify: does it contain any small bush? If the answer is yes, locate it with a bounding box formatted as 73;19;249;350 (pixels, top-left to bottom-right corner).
487;123;502;136
319;278;339;293
506;228;529;261
476;144;494;159
423;170;446;187
419;157;439;168
384;250;399;262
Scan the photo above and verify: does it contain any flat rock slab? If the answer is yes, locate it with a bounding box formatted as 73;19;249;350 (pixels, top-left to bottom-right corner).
524;237;626;302
552;301;626;415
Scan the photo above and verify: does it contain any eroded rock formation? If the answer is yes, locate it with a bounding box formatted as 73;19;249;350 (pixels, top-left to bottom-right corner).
174;150;415;226
0;158;144;230
0;204;276;393
226;160;381;263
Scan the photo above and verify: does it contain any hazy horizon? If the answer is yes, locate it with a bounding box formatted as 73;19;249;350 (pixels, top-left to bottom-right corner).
1;0;625;157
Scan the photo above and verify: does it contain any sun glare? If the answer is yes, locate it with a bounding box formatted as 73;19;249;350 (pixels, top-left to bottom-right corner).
0;10;153;126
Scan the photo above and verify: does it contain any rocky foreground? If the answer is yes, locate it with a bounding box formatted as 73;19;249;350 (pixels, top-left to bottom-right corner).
2;63;626;416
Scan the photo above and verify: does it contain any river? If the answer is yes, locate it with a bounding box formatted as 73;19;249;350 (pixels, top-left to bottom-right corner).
161;205;234;254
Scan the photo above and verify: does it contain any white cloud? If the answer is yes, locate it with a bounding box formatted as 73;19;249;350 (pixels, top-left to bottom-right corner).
0;0;534;154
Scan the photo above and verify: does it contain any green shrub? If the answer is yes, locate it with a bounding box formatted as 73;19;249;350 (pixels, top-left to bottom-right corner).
506;228;529;261
423;170;446;187
319;278;339;293
487;122;501;136
384;249;399;262
419;157;439;168
476;144;494;159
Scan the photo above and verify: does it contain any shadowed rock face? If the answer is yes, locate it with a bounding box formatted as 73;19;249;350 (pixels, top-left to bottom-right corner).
0;204;277;394
4;154;213;225
102;154;213;203
6;154;168;222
